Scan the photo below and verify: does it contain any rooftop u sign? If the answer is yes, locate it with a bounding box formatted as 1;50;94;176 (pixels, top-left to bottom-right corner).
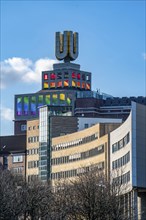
55;31;79;62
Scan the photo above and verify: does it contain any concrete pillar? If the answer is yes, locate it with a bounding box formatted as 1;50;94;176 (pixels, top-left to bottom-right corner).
137;192;146;220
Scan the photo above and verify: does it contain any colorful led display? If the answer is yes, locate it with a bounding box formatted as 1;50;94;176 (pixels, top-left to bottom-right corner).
72;72;76;78
72;81;76;87
77;73;80;80
44;82;49;89
38;95;43;107
60;93;65;105
50;82;55;88
16;97;22;116
57;81;62;87
45;95;50;105
52;94;58;105
66;97;71;105
86;83;90;90
24;96;29;115
82;82;85;89
60;93;65;101
64;80;69;87
31;96;36;115
77;82;80;88
44;74;48;80
50;73;56;80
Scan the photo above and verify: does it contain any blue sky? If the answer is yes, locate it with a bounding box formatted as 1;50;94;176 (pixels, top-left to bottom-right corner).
0;0;146;135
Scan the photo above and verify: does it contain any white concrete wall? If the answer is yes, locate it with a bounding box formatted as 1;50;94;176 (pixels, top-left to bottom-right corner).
110;112;132;192
78;117;122;131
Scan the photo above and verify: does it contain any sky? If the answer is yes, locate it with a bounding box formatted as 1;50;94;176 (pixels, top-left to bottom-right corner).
0;0;146;136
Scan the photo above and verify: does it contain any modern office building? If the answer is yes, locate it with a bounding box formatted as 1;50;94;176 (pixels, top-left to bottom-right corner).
51;122;121;184
26;111;122;182
110;102;146;220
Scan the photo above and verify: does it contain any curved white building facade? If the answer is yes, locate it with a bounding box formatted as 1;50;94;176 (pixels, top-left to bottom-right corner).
110;102;146;220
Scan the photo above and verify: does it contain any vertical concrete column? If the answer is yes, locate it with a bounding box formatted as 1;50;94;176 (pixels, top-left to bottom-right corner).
133;190;138;220
138;192;146;220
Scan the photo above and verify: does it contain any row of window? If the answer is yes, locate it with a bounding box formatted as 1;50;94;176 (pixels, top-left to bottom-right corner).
12;167;23;174
28;136;39;143
112;151;130;170
51;162;104;180
13;155;23;163
27;148;39;155
28;175;39;182
112;132;130;153
43;81;91;90
28;160;39;169
52;132;98;151
113;171;130;185
43;72;90;81
51;144;104;165
28;125;39;131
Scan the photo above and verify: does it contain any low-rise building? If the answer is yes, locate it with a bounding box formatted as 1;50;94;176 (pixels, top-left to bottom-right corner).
0;135;26;178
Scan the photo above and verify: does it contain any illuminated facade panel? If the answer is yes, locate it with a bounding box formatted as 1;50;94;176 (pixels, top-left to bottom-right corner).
38;95;43;107
45;95;50;105
24;96;29;115
15;91;75;119
42;69;91;91
44;82;49;89
16;97;22;116
31;96;36;115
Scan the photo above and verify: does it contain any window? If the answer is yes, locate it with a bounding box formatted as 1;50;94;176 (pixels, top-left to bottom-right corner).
84;124;89;129
86;75;89;81
44;82;49;89
57;81;62;87
112;132;130;153
72;72;76;78
77;73;81;80
16;97;22;116
21;124;27;131
82;73;85;80
30;96;36;115
64;72;69;78
57;72;62;79
28;160;39;169
64;80;69;87
112;151;130;170
12;167;23;174
50;73;56;80
44;74;48;80
13;155;23;163
24;96;29;115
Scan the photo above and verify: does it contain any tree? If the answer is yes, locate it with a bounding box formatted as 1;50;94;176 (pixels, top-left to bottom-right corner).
53;168;131;220
0;170;52;220
0;170;24;220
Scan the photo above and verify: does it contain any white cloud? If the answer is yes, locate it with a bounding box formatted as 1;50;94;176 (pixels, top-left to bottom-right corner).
0;106;14;121
0;57;57;89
